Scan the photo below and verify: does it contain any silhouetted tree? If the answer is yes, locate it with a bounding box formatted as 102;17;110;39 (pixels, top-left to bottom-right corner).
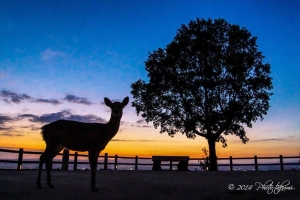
131;18;273;171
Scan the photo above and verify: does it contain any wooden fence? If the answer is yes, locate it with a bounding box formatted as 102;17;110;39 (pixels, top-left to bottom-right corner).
0;148;299;171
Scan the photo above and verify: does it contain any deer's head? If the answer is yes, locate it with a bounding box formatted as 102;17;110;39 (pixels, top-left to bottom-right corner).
104;97;129;120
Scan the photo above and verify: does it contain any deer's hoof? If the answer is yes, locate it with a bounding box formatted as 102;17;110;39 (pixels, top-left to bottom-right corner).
37;184;42;189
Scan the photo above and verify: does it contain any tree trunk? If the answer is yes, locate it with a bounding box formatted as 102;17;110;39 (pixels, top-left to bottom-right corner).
207;137;218;171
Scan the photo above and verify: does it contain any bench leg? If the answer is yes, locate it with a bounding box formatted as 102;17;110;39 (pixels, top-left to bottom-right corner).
152;161;162;170
177;161;189;171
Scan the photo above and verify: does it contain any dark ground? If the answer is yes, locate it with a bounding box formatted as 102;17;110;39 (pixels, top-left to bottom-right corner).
0;170;299;200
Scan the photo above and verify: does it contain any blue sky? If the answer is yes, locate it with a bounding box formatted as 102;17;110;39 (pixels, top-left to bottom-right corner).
0;0;299;156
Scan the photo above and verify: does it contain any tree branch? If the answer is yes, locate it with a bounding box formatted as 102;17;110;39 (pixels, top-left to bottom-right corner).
193;129;207;138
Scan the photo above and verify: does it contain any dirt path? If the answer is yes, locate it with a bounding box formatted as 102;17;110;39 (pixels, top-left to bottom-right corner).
0;170;299;200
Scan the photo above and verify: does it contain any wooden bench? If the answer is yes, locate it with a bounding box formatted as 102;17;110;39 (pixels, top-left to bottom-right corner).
152;156;190;171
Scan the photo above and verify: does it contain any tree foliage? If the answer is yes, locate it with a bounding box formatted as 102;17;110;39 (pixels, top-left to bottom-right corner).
131;18;272;170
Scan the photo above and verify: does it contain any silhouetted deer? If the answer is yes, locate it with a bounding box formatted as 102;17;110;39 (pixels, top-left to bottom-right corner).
36;97;129;191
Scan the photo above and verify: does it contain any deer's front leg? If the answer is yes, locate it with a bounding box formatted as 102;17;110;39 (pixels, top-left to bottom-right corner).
36;154;44;188
88;150;100;192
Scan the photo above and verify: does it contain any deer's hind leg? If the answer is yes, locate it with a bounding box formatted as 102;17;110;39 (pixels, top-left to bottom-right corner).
36;143;64;188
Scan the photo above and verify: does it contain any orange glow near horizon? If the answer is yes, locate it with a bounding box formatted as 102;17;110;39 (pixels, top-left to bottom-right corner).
1;127;299;159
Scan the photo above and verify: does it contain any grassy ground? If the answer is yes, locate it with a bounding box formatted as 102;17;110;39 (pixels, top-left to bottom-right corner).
0;170;299;200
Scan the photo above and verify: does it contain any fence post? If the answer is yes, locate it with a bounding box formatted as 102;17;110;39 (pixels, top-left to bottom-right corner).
279;155;284;170
254;155;258;171
61;149;69;170
104;153;108;170
135;156;138;170
230;156;233;171
17;148;23;170
114;155;118;170
73;152;78;170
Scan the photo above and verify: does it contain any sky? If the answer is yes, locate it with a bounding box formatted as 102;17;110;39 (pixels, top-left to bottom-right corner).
0;0;299;158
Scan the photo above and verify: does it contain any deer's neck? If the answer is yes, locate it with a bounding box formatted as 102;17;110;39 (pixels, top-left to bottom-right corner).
106;116;121;138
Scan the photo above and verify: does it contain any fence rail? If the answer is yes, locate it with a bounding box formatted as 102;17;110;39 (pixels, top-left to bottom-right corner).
0;148;299;171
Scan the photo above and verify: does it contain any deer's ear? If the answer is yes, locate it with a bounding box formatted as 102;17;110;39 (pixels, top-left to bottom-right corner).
104;97;112;107
121;97;129;107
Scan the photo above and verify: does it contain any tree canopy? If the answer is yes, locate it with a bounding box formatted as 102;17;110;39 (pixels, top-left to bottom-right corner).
131;18;273;170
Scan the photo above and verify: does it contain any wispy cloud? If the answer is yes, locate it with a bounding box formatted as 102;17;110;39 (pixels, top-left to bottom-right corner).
286;135;300;139
136;119;145;124
252;138;284;142
0;115;16;130
0;132;23;137
63;94;92;105
0;115;15;125
20;124;40;131
0;89;95;105
0;89;61;105
40;48;65;61
120;120;152;128
141;125;152;128
0;126;12;131
130;124;152;128
19;110;106;124
133;119;152;128
34;98;61;105
245;135;300;143
0;89;33;103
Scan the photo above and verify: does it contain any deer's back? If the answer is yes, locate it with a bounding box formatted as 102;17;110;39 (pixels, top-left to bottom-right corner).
41;120;108;150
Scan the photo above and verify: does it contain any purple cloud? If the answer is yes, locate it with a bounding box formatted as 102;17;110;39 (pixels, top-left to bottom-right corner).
64;94;92;105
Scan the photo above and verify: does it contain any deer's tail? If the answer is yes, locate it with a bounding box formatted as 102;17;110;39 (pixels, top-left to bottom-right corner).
41;121;63;142
40;125;46;141
40;124;52;141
